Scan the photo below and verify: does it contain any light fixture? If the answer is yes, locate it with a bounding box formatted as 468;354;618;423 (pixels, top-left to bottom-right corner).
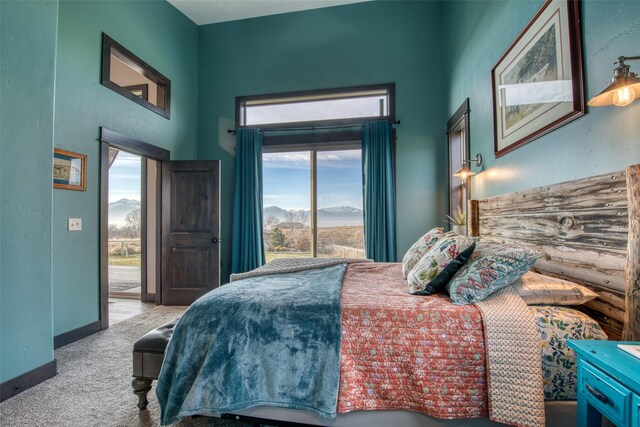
588;56;640;107
453;154;483;181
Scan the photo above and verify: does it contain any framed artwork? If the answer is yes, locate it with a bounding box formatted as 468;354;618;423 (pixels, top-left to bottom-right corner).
492;0;584;157
53;148;86;191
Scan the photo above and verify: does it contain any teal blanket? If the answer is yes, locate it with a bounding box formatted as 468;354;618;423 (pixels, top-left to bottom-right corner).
156;264;346;425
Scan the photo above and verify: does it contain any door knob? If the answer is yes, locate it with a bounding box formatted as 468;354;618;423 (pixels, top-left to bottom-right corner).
212;237;220;243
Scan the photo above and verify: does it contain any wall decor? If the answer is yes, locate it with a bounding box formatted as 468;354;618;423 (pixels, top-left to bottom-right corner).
53;148;86;191
492;0;584;157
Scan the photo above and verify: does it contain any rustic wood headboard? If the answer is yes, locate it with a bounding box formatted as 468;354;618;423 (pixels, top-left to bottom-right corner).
468;164;640;341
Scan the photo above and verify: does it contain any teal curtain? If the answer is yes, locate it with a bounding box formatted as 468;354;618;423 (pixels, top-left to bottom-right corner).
362;120;397;262
231;128;265;274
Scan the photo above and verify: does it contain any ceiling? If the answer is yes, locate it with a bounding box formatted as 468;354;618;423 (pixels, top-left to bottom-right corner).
167;0;372;26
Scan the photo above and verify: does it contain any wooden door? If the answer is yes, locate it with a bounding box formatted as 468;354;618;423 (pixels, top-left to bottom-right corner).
161;161;220;305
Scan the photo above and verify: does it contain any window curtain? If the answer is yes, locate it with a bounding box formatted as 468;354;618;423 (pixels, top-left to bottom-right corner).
231;128;265;274
362;120;397;262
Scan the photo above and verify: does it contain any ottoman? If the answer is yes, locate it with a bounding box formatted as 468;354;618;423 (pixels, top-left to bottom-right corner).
131;318;179;410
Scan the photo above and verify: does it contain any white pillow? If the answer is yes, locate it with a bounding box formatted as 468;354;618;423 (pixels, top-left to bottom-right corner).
401;227;445;278
513;271;598;306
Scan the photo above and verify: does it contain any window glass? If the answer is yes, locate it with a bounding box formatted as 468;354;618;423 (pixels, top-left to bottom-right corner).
245;95;388;126
263;152;312;262
240;87;391;126
317;150;365;259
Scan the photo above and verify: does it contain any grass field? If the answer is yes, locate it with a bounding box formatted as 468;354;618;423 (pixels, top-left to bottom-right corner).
108;254;141;267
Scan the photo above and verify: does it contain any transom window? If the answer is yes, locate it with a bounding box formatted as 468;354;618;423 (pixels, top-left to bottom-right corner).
237;84;394;128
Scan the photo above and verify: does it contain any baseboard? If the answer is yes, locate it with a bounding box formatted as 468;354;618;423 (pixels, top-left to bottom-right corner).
54;320;101;349
0;359;57;402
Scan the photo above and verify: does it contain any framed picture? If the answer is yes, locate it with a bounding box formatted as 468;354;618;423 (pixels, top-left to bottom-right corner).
53;148;86;191
492;0;584;157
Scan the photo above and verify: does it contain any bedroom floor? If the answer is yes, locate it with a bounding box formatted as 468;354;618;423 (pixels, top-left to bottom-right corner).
109;297;155;326
0;306;258;427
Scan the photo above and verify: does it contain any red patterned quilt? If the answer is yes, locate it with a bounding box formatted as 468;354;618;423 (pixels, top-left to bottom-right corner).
337;262;488;419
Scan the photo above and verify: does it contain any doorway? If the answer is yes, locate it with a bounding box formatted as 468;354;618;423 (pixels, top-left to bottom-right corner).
99;128;169;329
108;150;143;299
99;127;221;328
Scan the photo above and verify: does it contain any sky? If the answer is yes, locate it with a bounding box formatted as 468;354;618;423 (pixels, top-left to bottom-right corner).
108;151;141;203
263;149;363;210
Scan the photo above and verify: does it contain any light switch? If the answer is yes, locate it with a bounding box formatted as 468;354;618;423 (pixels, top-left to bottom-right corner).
68;218;82;231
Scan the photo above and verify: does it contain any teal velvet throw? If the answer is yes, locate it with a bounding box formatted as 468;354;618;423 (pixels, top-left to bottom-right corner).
362;120;397;262
231;128;265;274
156;264;346;424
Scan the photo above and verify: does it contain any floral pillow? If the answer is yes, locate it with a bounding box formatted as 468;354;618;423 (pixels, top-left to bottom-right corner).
446;240;540;305
514;271;599;306
401;227;446;278
407;235;476;295
530;305;607;400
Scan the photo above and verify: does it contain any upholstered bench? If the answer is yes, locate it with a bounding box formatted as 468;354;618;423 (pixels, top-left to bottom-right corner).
132;318;179;410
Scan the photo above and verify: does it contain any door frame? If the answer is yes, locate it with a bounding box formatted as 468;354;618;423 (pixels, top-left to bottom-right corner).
99;127;170;330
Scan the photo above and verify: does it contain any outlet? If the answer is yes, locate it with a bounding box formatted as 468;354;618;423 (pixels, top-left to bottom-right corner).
68;218;82;231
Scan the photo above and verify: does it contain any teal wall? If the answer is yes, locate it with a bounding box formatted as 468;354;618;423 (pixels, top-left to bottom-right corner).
443;0;640;199
0;0;59;382
52;0;198;335
197;1;445;282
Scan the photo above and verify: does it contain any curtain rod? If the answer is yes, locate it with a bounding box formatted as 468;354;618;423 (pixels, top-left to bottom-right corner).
227;120;401;135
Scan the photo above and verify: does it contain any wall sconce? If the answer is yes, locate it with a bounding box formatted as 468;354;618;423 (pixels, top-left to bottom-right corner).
453;154;483;181
588;56;640;107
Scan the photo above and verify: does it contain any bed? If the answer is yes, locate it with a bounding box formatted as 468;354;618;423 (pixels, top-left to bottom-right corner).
156;164;640;427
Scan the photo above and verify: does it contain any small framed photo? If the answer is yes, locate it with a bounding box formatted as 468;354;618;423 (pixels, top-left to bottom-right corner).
492;0;584;157
53;148;86;191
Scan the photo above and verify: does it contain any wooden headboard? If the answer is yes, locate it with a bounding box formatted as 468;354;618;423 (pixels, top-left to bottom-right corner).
468;164;640;341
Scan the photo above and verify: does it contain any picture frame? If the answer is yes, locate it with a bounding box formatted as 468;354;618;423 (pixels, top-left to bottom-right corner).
53;148;86;191
492;0;584;157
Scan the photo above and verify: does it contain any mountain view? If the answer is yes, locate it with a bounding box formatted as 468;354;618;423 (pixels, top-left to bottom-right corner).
108;199;362;227
108;198;141;226
263;205;363;227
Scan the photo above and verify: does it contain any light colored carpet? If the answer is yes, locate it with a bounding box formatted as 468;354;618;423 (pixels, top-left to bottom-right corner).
0;306;256;427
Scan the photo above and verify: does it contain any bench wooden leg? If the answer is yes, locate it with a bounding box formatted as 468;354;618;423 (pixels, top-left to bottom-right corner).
132;378;152;410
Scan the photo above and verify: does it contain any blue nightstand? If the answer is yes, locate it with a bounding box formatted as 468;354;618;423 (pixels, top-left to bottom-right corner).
568;340;640;427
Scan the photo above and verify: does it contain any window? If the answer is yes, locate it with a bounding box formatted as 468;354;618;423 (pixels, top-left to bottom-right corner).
237;84;394;128
263;148;364;262
101;34;171;119
447;98;470;233
238;84;395;262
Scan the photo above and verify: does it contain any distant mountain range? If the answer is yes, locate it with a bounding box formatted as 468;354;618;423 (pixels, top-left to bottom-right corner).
264;205;363;227
108;199;362;227
108;198;141;226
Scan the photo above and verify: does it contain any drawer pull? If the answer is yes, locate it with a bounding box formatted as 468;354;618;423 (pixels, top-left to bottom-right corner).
586;384;608;405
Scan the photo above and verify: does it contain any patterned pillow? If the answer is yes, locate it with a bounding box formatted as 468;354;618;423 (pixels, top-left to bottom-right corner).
401;227;446;278
514;271;598;306
530;305;607;400
446;240;540;305
407;235;475;295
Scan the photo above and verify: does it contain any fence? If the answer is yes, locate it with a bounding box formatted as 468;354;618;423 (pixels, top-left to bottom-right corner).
108;239;141;257
319;244;366;259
